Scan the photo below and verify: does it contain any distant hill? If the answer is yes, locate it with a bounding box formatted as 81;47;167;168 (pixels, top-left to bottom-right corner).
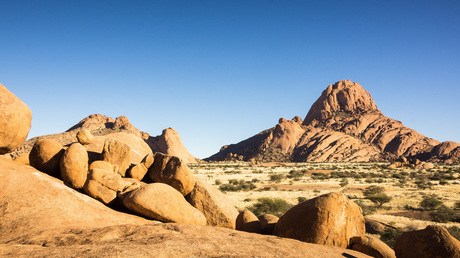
207;80;459;163
12;114;199;163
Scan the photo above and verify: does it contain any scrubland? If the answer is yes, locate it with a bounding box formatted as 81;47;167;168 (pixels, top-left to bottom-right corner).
190;162;460;231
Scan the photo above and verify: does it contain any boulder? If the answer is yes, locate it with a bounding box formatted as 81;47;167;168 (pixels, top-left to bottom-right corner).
29;139;64;176
394;225;460;258
186;179;239;229
83;168;133;205
236;210;262;234
416;162;435;169
101;138;131;177
126;163;148;181
76;129;94;145
349;235;396;258
0;83;32;154
121;183;206;226
258;214;279;235
89;160;114;173
60;143;88;189
142;153;154;169
365;218;393;235
147;127;197;163
148;153;195;196
273;192;365;248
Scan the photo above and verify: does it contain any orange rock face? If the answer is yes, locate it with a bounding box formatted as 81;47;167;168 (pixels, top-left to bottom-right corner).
207;80;453;163
0;83;32;154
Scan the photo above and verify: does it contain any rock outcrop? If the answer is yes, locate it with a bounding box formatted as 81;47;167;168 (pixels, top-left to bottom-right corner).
148;152;195;196
186;179;239;229
349;235;396;258
0;83;32;154
394;225;460;258
0;158;372;257
121;183;206;226
10;114;199;163
236;210;262;234
148;127;198;163
273;192;365;248
60;143;88;189
29;139;64;177
207;80;455;163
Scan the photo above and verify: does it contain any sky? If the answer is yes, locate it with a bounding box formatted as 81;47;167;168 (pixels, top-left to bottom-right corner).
1;0;459;159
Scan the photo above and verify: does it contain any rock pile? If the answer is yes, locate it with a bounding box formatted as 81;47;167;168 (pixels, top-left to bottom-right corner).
27;128;225;227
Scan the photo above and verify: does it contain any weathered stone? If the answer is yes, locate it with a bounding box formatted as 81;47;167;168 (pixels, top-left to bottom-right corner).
83;168;133;205
101;138;131;177
89;160;114;173
126;163;148;181
76;129;94;145
365;218;393;235
258;214;279;235
186;179;239;229
0;83;32;154
236;210;262;234
141;153;154;168
121;183;206;226
60;143;88;189
349;235;396;258
273;192;365;248
148;153;195;196
148;128;197;163
29;139;64;176
394;225;460;258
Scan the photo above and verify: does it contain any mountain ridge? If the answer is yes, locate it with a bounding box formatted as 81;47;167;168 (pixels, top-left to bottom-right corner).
207;80;459;163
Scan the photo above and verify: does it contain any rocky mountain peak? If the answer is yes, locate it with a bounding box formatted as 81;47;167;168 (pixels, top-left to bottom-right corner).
303;80;379;125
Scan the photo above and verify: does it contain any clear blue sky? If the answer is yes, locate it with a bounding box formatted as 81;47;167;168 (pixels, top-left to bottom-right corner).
1;1;459;159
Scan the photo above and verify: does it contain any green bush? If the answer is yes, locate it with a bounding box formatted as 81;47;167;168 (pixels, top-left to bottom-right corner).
380;228;403;248
247;197;293;217
420;195;443;210
339;178;349;188
219;179;256;192
447;226;460;241
430;206;459;222
298;196;308;204
287;170;304;180
270;174;284;182
455;201;460;210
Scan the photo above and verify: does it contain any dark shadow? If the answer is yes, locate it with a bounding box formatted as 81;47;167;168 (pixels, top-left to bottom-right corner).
341;253;357;258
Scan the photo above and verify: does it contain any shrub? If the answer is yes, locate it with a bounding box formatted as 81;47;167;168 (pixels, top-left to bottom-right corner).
298;196;307;204
454;201;460;210
247;197;293;217
380;228;403;248
215;179;222;185
219;179;256;192
447;226;460;241
354;199;377;215
339;178;349;188
420;195;443;210
287;170;304;180
430;206;459;222
270;174;284;182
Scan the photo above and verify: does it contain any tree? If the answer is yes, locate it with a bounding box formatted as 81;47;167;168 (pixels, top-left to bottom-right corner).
363;185;392;208
366;194;392;208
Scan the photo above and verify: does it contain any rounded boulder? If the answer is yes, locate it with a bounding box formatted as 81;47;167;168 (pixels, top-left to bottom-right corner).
0;83;32;154
121;183;206;226
273;192;365;248
60;143;89;189
29;139;64;176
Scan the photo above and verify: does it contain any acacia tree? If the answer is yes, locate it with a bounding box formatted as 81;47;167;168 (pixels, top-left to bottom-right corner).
363;185;392;208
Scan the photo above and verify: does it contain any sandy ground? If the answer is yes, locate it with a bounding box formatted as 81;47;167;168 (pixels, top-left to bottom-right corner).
190;162;460;228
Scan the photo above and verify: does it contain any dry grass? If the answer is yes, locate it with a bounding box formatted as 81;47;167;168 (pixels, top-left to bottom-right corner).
190;162;460;228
